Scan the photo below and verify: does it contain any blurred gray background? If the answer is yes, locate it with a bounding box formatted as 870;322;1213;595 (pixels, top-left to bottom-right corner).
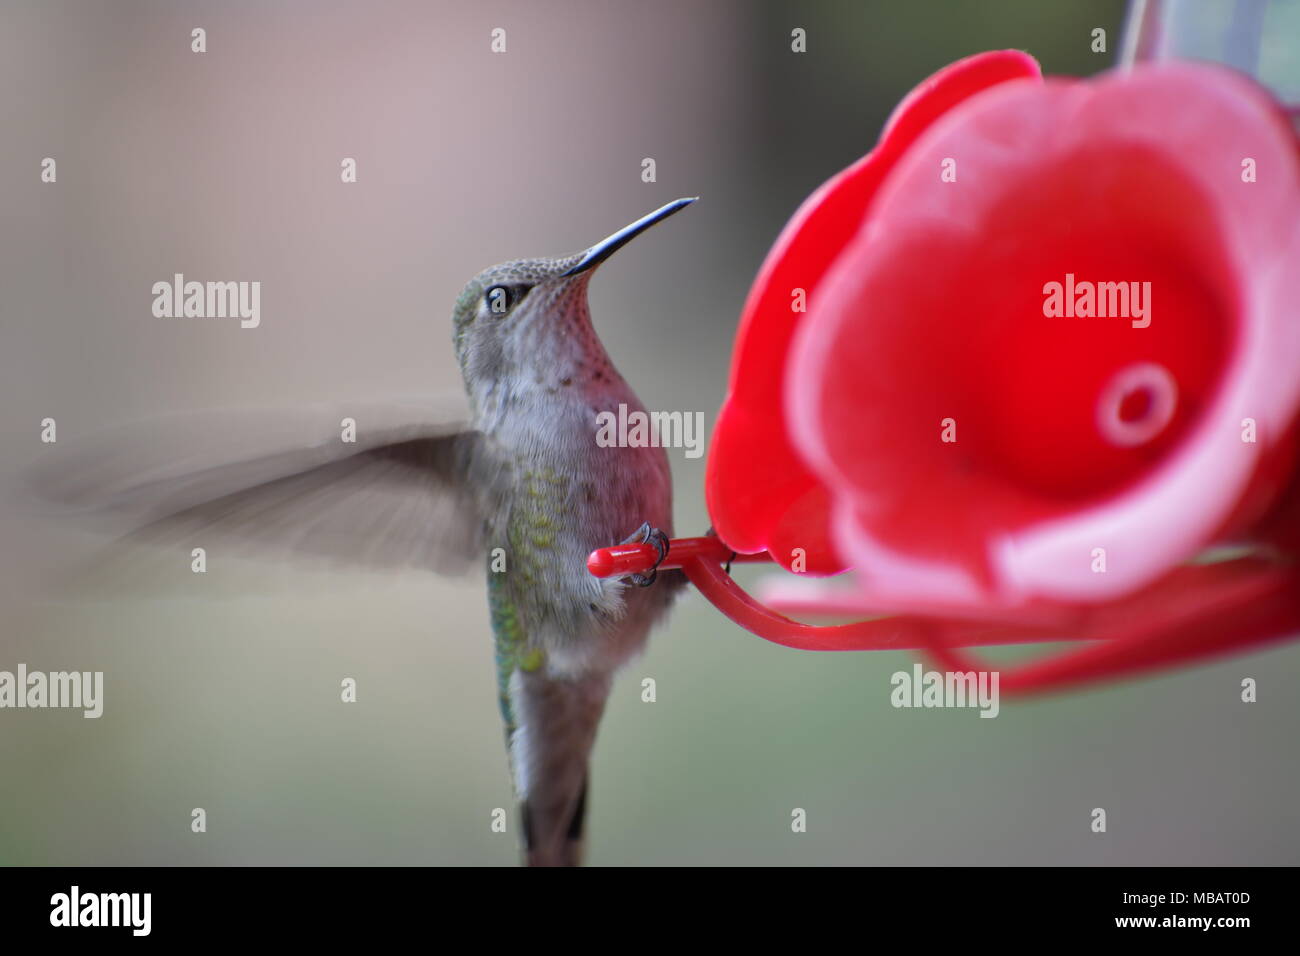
3;0;1298;866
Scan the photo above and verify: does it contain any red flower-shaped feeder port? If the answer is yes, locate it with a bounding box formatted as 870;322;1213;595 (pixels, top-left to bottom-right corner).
589;51;1300;695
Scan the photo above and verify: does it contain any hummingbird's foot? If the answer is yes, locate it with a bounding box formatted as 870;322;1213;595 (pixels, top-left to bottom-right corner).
704;525;738;575
620;521;669;587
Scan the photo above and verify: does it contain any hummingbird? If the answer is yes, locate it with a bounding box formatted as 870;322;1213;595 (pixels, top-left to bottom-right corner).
449;197;694;865
34;197;696;866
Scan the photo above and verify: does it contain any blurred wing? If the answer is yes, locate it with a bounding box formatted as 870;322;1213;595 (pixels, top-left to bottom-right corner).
33;398;496;576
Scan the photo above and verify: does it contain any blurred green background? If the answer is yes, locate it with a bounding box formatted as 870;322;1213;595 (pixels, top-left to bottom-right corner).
4;0;1299;866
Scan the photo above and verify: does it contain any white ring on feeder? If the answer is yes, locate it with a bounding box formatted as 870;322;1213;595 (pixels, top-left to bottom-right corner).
1096;361;1178;448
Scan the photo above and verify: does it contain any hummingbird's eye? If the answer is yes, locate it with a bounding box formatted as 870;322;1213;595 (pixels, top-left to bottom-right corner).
485;285;510;316
484;284;529;317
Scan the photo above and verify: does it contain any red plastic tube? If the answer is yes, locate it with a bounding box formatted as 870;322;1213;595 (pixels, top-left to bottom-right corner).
587;536;1087;652
586;535;1300;694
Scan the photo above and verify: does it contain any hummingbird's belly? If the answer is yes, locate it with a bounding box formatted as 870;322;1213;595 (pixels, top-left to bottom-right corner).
490;436;676;672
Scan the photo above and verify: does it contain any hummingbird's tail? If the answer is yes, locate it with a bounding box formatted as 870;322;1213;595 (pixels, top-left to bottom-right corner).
509;668;612;867
523;776;589;867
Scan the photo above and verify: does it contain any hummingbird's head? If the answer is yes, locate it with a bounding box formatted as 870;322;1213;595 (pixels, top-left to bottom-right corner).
450;198;696;422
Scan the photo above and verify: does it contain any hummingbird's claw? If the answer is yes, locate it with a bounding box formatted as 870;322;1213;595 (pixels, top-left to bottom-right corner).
704;525;738;575
621;522;669;587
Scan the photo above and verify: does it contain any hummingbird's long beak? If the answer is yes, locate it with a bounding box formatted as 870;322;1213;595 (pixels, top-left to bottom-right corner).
561;197;697;277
